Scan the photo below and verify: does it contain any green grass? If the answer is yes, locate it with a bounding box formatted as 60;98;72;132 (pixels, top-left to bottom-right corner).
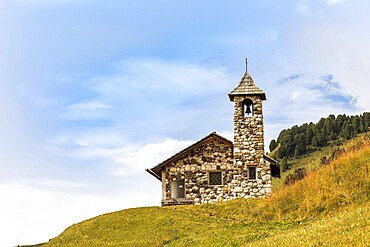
271;136;365;192
43;136;370;246
249;204;370;247
20;244;47;247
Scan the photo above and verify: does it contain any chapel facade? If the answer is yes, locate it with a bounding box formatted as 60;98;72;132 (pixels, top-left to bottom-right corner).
146;65;280;206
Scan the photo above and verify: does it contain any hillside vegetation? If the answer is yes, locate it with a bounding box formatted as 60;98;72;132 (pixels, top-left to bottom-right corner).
42;135;370;246
270;112;370;161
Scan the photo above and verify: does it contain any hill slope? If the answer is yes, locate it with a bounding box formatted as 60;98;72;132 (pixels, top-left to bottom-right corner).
43;136;370;246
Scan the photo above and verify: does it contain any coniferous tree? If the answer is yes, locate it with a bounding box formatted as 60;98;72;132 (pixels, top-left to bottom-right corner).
282;157;288;172
352;115;361;131
269;139;277;152
336;114;346;133
277;129;295;158
294;133;307;158
364;112;370;130
359;115;366;133
342;124;352;140
274;112;369;160
311;135;319;147
324;118;334;140
306;123;314;145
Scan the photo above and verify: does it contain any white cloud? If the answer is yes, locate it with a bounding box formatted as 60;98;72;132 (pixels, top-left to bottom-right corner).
67;101;111;111
48;121;202;177
33;179;89;190
49;56;365;173
88;59;230;101
217;130;233;141
0;179;159;246
277;4;370;125
326;0;346;6
62;101;112;121
54;58;234;145
50;134;195;175
286;23;370;111
263;73;359;144
290;91;299;101
112;139;194;176
296;1;310;15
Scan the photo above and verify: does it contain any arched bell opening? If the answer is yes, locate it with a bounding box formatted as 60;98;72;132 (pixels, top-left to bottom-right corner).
243;99;253;117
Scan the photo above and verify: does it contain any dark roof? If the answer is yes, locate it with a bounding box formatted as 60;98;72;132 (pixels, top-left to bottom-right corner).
265;155;280;178
264;154;278;165
146;132;233;181
228;72;266;101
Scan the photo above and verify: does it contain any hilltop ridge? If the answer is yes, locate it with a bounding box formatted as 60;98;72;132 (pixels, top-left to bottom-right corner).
40;134;370;246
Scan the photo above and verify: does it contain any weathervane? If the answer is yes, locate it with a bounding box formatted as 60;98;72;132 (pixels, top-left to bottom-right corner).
245;58;248;73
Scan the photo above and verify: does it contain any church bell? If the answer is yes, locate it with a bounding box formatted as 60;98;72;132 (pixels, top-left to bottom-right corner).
245;105;251;114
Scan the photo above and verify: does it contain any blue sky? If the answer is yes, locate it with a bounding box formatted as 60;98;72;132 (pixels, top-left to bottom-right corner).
0;0;369;245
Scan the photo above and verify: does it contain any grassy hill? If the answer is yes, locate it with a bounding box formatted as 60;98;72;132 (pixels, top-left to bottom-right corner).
41;135;370;246
270;139;350;192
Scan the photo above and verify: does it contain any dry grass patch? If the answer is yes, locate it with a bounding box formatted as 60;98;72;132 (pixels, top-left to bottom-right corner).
43;136;370;247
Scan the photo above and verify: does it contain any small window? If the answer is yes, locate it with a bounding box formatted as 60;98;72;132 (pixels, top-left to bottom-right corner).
209;171;222;185
248;167;257;180
243;99;253;117
170;179;185;199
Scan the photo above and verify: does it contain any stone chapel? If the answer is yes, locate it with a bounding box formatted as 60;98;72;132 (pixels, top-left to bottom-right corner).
146;64;280;206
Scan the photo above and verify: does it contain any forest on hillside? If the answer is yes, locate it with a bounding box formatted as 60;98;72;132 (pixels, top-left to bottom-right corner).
269;112;370;162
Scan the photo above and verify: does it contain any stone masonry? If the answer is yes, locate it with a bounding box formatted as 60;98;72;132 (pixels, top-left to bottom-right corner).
146;67;278;205
163;134;234;204
230;95;272;198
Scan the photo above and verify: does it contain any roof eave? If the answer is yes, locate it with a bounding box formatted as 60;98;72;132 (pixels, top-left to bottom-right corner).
228;93;234;101
145;168;161;181
264;154;278;164
228;93;267;101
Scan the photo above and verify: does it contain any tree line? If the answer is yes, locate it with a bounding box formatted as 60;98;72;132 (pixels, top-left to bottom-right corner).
269;112;370;160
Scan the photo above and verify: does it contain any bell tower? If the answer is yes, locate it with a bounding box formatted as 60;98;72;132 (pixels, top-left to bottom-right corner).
228;60;271;195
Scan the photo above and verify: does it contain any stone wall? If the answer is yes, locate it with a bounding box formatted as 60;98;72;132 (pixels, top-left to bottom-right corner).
231;95;272;198
162;137;233;205
233;95;264;163
162;135;272;206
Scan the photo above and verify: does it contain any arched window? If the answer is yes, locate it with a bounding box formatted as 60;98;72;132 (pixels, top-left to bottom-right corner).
243;99;253;117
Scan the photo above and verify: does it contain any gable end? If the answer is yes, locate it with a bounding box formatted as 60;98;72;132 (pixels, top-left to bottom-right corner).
146;132;233;181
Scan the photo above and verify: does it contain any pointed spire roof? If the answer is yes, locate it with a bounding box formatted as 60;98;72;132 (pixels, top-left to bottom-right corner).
228;71;266;101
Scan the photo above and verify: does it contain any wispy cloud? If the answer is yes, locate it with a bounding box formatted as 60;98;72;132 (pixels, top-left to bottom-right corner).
282;14;370;111
67;101;111;111
296;1;311;15
62;101;112;123
67;58;233;141
326;0;346;6
264;72;359;143
50;132;195;176
87;59;230;101
112;139;194;176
